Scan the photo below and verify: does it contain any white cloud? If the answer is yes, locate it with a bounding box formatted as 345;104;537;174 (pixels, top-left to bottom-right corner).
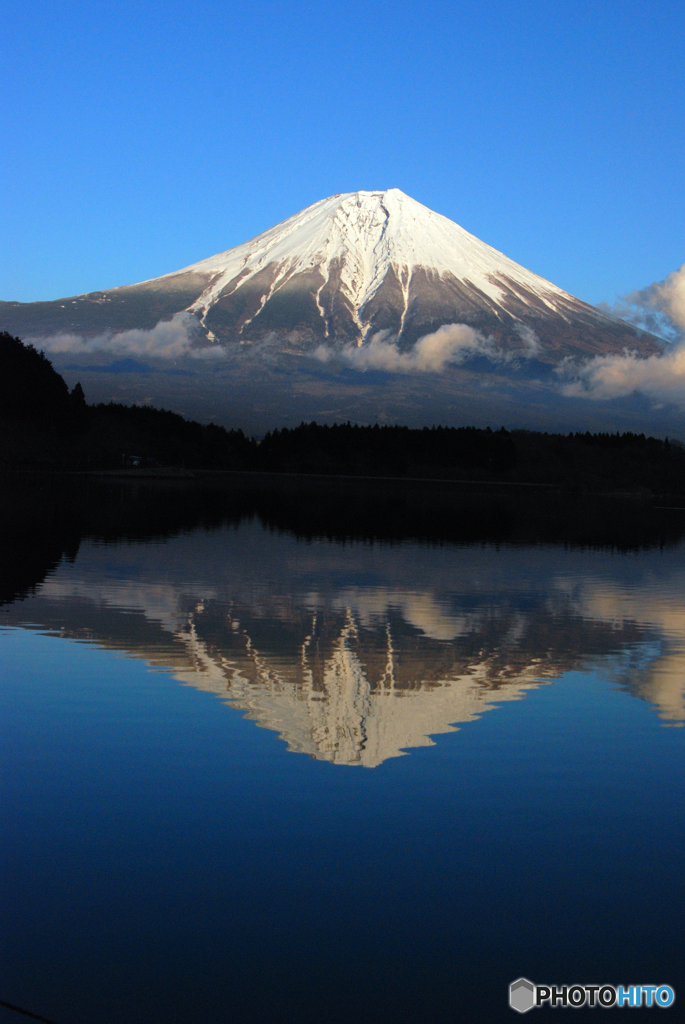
561;264;685;405
558;347;685;406
30;312;226;360
513;322;541;356
646;263;685;333
599;263;685;345
314;322;540;374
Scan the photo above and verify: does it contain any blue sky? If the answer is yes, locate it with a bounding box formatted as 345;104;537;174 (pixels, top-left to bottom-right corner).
2;0;683;306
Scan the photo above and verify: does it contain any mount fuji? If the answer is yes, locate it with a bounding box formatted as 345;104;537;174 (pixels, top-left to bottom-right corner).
0;189;659;364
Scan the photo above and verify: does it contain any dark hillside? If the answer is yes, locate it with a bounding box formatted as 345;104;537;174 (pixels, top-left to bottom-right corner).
0;333;254;470
0;330;71;421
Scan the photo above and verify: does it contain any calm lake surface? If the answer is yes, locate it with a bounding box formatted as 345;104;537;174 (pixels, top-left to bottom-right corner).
1;478;684;1023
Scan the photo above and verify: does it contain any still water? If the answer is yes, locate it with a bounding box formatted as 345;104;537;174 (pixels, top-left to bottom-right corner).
1;479;684;1022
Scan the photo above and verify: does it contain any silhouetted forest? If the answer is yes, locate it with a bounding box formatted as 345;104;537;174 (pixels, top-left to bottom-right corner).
2;331;685;493
255;422;685;493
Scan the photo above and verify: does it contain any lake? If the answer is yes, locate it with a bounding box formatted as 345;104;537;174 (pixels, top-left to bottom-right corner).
1;476;684;1022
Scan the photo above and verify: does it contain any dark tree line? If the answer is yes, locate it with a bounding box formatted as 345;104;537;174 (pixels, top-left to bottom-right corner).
249;422;685;491
510;428;685;492
258;422;516;476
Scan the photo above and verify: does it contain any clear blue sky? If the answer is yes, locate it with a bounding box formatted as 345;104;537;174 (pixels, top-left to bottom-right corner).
2;0;683;306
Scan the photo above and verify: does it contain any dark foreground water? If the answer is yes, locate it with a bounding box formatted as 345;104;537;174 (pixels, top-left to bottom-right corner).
1;477;684;1023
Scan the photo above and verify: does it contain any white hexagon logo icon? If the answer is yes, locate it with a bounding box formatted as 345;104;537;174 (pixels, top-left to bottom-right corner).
509;977;536;1013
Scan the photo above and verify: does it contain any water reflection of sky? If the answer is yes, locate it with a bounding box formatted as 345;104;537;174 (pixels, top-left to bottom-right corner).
3;519;685;1024
4;523;685;769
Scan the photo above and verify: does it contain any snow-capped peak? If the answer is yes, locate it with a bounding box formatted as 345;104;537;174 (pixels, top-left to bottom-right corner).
155;189;572;330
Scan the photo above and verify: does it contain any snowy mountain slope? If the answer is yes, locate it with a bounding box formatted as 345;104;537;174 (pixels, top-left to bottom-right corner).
171;188;578;329
0;189;660;362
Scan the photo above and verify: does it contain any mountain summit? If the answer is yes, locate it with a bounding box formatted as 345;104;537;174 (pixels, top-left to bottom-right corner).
0;189;658;362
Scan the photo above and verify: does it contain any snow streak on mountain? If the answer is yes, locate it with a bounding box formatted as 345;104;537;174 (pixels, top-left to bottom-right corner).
0;189;660;363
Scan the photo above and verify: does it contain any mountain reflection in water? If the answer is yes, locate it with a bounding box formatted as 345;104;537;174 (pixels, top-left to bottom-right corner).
4;497;685;765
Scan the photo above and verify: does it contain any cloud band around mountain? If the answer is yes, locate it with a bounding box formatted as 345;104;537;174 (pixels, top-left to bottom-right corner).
29;312;225;361
314;321;540;373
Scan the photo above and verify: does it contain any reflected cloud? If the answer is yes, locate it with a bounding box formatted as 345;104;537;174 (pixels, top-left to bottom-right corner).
556;575;685;723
